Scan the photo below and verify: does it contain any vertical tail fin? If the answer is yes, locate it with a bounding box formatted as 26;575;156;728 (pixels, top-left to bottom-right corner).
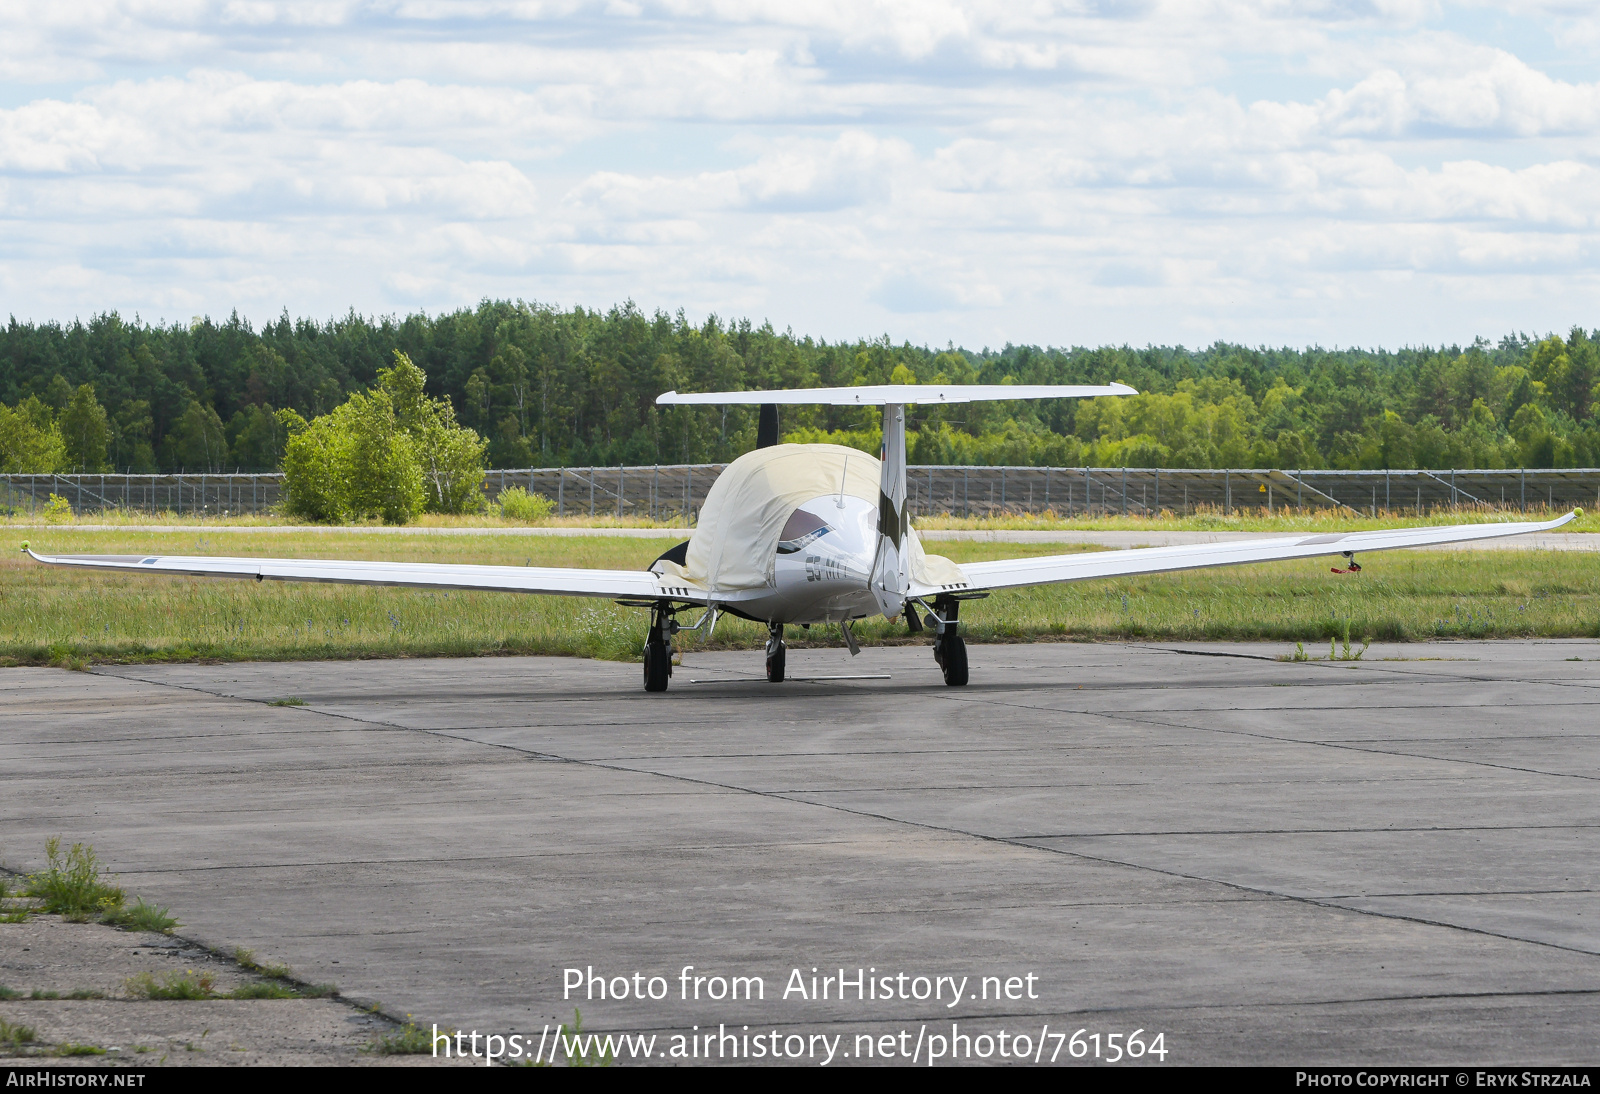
756;404;779;448
871;401;909;617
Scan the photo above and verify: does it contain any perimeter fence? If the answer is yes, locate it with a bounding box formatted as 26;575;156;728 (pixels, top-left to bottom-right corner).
4;466;1598;521
2;473;283;518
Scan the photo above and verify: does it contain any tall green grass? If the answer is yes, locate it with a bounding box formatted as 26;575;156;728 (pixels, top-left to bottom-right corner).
2;530;1596;666
3;531;682;665
3;502;1593;533
914;503;1598;534
940;549;1600;645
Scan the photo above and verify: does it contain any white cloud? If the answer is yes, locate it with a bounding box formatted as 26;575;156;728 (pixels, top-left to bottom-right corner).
0;1;1597;347
1319;52;1600;137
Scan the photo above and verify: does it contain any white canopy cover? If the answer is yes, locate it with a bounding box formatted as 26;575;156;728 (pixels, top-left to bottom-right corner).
660;443;965;596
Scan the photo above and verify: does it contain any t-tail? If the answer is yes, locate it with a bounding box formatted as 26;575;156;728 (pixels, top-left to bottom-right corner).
655;380;1139;621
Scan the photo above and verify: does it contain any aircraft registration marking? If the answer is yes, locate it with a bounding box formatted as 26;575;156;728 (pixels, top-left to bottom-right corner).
805;554;849;583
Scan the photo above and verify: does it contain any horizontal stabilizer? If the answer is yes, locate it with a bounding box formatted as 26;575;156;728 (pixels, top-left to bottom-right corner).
657;383;1136;406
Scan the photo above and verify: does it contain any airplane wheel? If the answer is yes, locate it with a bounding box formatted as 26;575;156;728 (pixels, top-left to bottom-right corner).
766;641;786;683
937;634;968;686
643;638;670;692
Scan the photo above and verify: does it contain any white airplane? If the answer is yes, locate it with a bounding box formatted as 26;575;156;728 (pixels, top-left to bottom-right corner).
25;384;1581;692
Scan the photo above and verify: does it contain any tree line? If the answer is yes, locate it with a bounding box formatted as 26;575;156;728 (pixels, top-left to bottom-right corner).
1;302;1596;474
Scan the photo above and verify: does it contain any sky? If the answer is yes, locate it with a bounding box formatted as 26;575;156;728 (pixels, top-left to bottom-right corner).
1;1;1598;351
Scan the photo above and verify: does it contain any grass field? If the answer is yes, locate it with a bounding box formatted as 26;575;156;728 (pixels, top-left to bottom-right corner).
2;528;1597;668
921;505;1598;534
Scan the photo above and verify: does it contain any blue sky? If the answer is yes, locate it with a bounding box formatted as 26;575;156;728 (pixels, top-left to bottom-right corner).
1;1;1597;350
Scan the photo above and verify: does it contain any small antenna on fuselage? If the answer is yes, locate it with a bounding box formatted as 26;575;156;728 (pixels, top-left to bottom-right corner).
837;455;848;508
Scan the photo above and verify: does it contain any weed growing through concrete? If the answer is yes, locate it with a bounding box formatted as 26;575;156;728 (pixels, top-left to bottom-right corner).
229;947;329;995
55;1044;106;1057
0;986;20;1000
26;838;124;920
511;1010;614;1067
228;982;300;999
101;898;177;933
368;1016;437;1055
1326;619;1371;660
0;1017;37;1049
233;949;292;980
0;875;24;923
268;697;306;706
125;971;216;1000
213;962;336;999
565;1010;613;1068
23;839;176;932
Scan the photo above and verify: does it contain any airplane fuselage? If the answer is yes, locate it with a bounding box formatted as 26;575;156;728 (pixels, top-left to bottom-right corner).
714;494;885;626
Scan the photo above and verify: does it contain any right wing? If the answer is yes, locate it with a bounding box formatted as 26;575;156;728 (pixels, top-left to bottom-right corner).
935;511;1582;595
24;550;712;603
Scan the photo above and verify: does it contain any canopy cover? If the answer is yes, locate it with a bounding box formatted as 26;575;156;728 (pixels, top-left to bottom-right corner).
667;443;964;595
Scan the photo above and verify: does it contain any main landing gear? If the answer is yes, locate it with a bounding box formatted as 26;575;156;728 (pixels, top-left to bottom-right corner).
766;623;786;683
935;632;968;686
643;601;674;692
928;596;968;687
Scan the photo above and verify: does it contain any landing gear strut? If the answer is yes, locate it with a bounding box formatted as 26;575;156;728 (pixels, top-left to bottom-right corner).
766;622;786;683
643;601;674;692
931;596;968;687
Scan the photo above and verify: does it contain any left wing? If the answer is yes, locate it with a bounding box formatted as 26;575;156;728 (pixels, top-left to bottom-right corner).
924;511;1581;595
23;549;711;602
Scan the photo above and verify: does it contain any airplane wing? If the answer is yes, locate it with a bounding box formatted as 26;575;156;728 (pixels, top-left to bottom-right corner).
928;511;1583;596
22;549;713;603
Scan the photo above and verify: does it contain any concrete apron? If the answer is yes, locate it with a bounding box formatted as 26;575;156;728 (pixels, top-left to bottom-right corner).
2;640;1598;1065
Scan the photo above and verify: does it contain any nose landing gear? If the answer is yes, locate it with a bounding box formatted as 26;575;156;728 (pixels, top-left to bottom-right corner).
766;623;786;683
